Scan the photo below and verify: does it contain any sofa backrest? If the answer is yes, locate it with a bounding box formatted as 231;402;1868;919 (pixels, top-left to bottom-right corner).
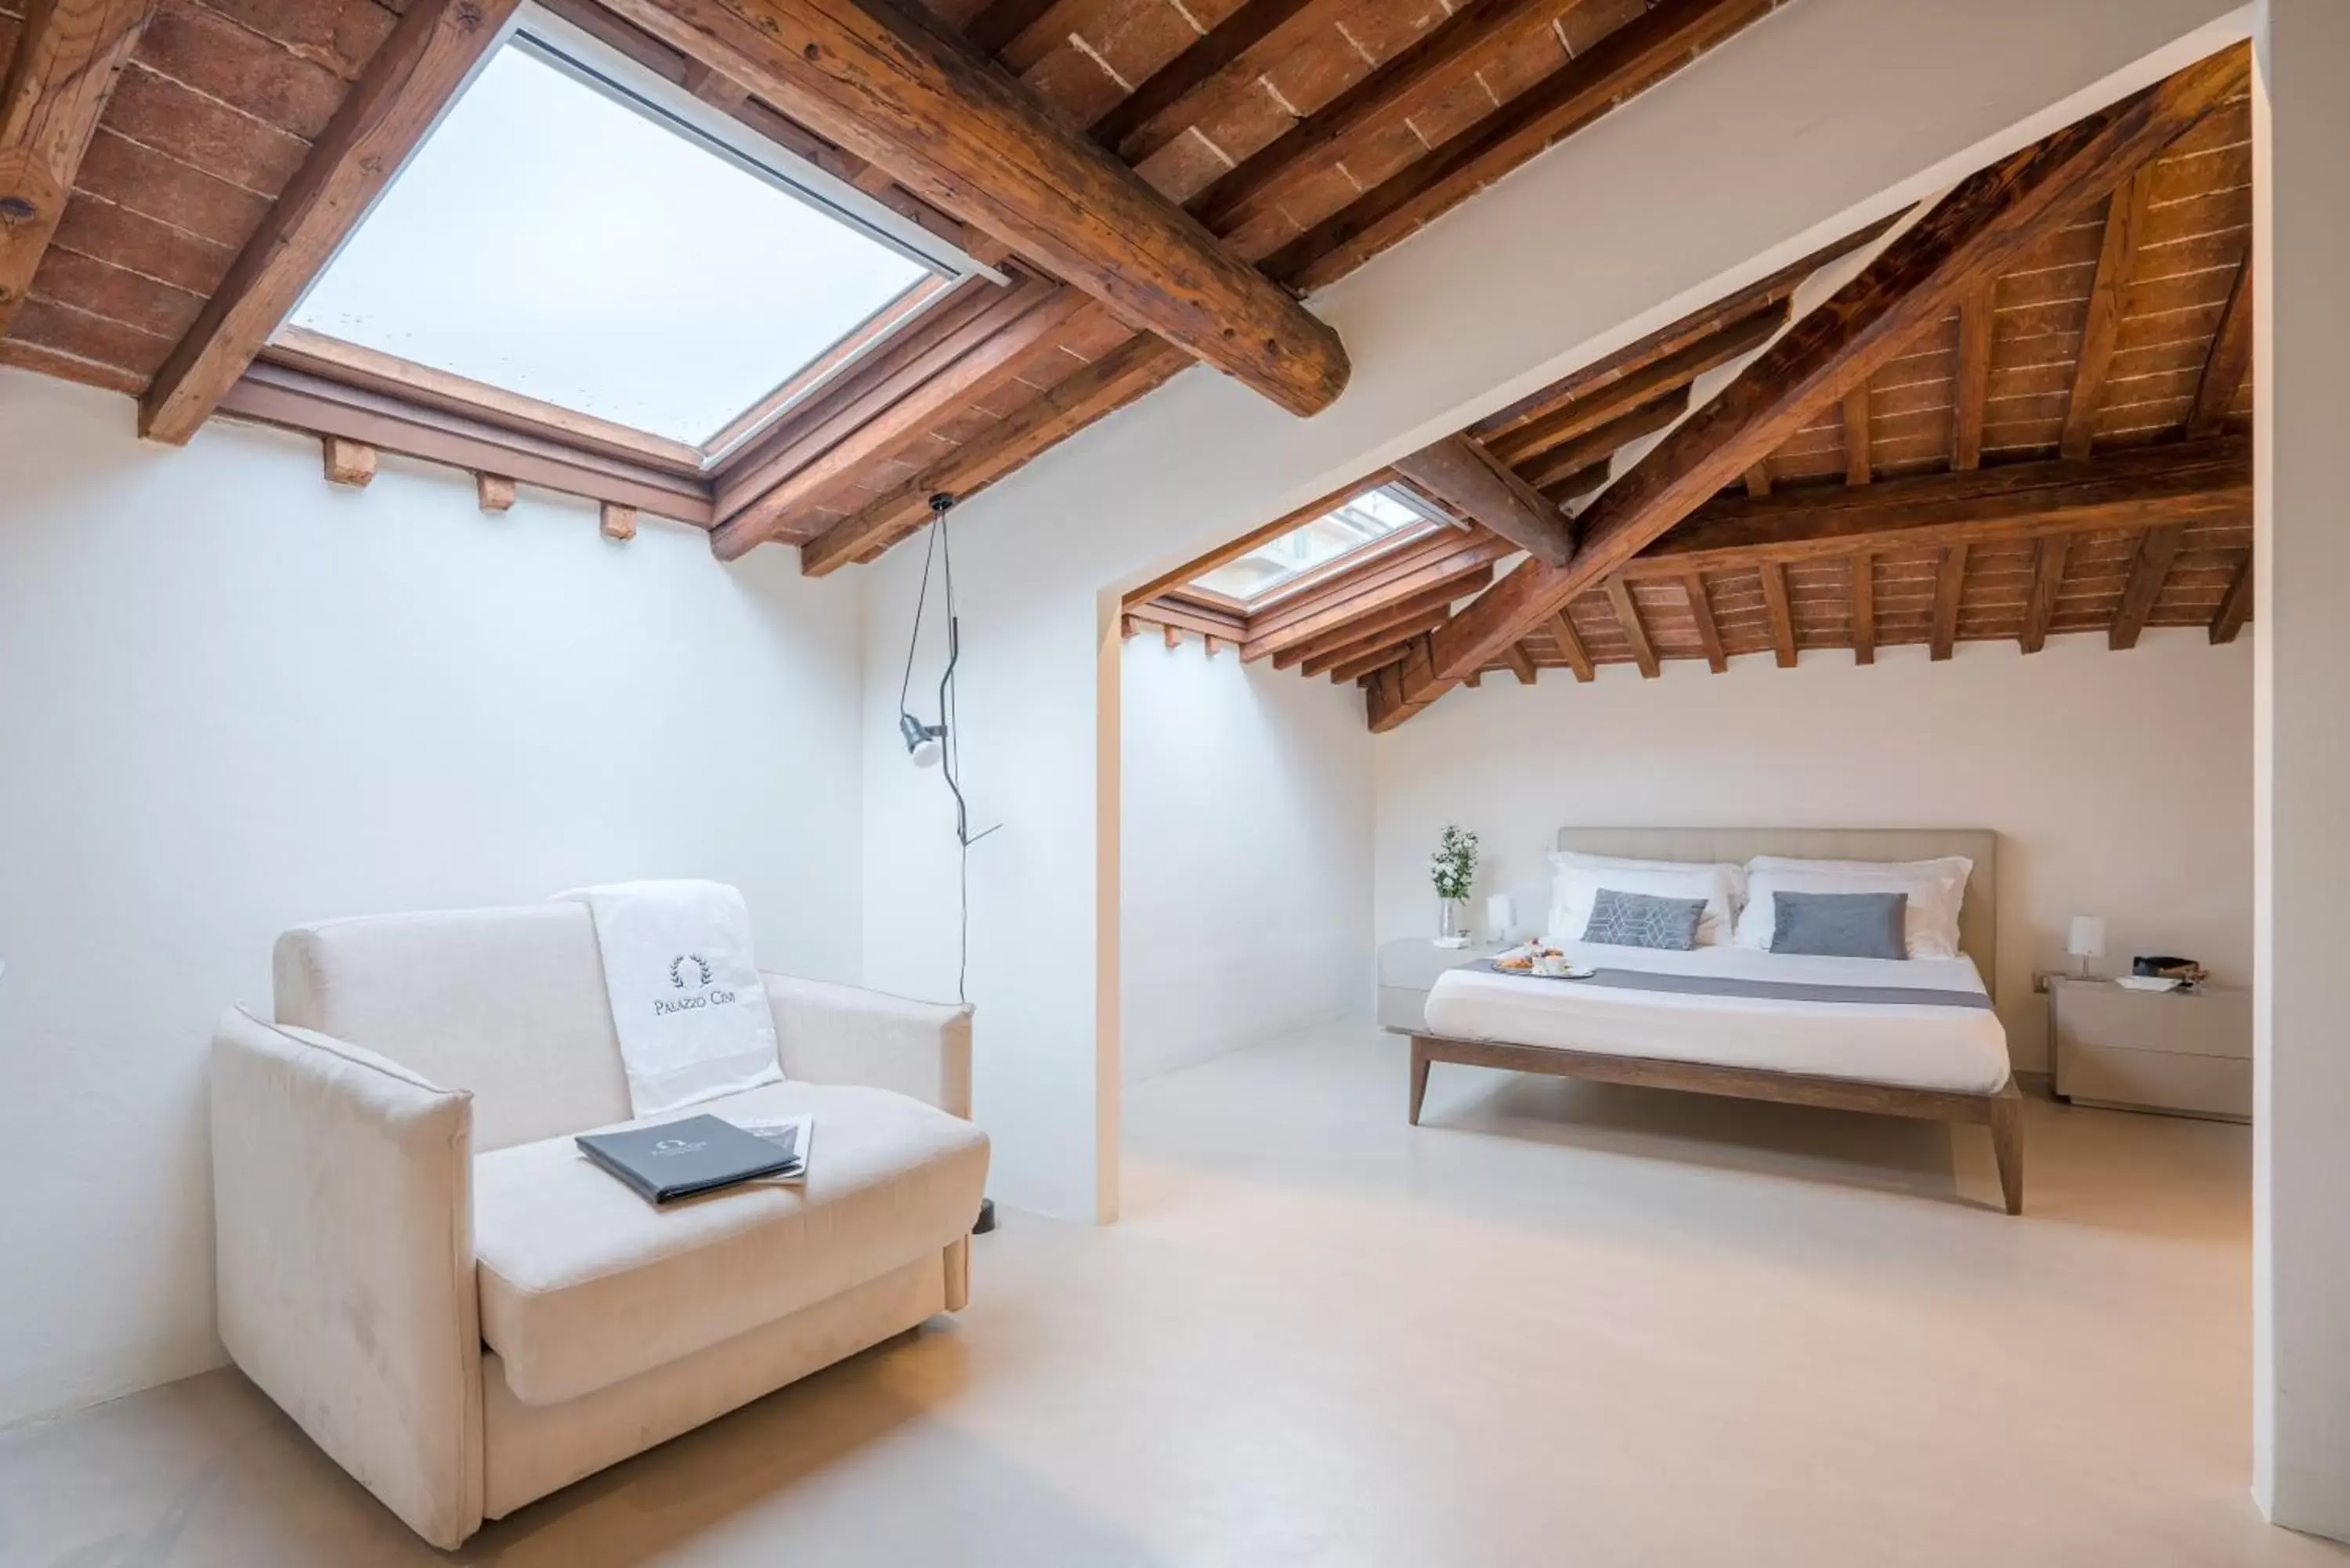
273;905;634;1152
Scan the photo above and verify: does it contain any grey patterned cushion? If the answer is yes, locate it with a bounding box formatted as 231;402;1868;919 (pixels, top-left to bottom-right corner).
1581;888;1707;950
1770;891;1908;959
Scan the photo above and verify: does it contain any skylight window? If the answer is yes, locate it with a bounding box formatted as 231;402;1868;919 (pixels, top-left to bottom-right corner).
1192;485;1443;602
283;10;971;450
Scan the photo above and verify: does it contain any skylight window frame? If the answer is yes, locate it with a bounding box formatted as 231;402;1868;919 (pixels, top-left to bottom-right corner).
273;1;1003;469
1189;481;1459;609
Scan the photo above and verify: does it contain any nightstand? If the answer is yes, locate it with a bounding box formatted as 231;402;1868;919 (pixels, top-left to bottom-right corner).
2048;977;2251;1122
1377;938;1508;1033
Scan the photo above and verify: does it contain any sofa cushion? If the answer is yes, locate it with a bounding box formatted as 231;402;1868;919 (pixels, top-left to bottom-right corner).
275;905;634;1152
472;1081;988;1406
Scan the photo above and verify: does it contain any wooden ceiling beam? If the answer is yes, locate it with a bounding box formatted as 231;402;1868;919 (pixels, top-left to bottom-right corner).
2019;533;2067;653
138;0;521;444
1849;552;1875;665
1267;0;1774;291
1605;577;1659;678
963;0;1063;57
1619;439;2247;578
1189;0;1560;234
1301;597;1465;677
1123;470;1398;609
1683;571;1726;673
801;333;1184;574
1393;434;1574;565
2188;251;2254;438
0;0;157;338
1090;0;1318;162
1950;289;1993;470
2059;164;2156;461
1549;610;1594;683
2110;524;2184;650
1759;562;1796;668
1375;46;2251;732
1505;641;1539;685
1930;544;1968;661
1276;567;1494;669
1743;463;1772;498
1520;388;1690;491
1489;301;1790;468
1327;623;1445;685
1842;383;1872;485
1243;526;1499;638
2211;553;2253;645
601;0;1347;418
1247;538;1512;658
712;285;1090;555
1539;459;1614;507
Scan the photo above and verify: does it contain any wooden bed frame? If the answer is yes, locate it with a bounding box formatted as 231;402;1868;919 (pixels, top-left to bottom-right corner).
1408;826;2023;1215
1408;1034;2024;1214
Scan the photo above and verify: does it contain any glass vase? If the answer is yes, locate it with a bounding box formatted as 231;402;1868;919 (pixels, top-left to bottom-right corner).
1437;897;1469;945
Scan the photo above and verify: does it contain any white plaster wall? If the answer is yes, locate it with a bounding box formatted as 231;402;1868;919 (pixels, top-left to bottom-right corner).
1369;634;2252;1072
0;370;866;1427
2251;0;2350;1540
859;0;2252;1221
1119;637;1373;1083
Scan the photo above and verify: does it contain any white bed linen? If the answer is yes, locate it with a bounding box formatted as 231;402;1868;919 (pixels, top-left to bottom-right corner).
1423;942;2012;1094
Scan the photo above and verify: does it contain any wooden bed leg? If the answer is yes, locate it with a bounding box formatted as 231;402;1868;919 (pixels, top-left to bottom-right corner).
1988;1084;2024;1216
1408;1037;1433;1126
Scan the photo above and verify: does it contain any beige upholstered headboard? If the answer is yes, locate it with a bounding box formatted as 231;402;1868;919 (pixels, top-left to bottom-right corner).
1554;828;1999;1000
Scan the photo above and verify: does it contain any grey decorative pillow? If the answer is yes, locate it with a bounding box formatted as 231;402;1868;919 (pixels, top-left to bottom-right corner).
1770;891;1908;959
1582;888;1707;950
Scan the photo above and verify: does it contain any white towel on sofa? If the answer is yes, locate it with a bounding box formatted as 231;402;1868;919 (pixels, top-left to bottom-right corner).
556;880;781;1116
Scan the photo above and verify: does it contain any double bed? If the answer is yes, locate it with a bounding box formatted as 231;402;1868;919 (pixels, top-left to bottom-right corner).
1411;828;2023;1213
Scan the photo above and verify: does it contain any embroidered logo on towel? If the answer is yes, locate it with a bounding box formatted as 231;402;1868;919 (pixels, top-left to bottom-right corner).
655;952;735;1017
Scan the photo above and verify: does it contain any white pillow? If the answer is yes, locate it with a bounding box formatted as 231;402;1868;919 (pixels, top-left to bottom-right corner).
1546;852;1744;948
1734;855;1972;959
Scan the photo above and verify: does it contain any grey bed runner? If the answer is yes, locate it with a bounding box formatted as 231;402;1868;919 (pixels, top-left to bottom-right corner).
1476;960;1994;1010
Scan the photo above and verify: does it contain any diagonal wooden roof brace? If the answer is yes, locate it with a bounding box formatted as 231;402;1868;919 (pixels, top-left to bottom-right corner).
1368;42;2251;732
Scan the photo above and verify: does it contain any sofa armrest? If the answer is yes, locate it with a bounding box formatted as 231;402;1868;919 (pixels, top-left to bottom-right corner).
764;974;974;1118
211;1009;483;1549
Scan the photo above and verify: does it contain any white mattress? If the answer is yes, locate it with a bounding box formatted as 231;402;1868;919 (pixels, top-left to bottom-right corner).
1423;942;2012;1094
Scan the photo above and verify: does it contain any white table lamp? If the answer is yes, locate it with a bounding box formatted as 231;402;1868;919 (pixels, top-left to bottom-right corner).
1485;894;1516;944
2066;915;2107;978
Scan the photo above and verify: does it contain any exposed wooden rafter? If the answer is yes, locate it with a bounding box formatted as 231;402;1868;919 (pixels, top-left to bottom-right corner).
1188;0;1559;234
1849;553;1875;664
1683;572;1727;674
1950;289;1993;470
1088;0;1317;162
1759;561;1797;668
1549;610;1594;683
1842;384;1872;485
598;0;1348;419
1264;0;1774;290
1930;544;1967;661
2110;524;2185;650
1371;45;2251;731
1488;302;1790;468
1605;578;1660;678
2188;252;2254;439
1520;387;1692;493
0;0;156;337
2059;163;2156;461
800;334;1184;574
2211;555;2252;645
1393;434;1574;565
1621;439;2247;577
2019;533;2068;653
138;0;522;444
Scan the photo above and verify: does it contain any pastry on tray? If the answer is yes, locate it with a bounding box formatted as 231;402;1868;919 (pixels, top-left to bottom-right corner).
1493;943;1561;974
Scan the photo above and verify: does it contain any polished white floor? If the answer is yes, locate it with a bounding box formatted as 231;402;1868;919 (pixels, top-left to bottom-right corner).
2;1021;2339;1566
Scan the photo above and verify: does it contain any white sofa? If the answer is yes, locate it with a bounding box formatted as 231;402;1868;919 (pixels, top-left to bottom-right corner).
209;903;989;1548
